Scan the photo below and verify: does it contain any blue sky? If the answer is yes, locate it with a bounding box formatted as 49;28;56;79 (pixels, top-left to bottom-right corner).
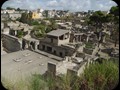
2;0;117;12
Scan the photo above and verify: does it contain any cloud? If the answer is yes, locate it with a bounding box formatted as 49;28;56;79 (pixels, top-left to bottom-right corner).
47;0;58;7
2;0;117;12
2;0;43;10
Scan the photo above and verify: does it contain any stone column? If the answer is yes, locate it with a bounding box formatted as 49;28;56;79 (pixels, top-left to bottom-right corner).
28;41;30;49
77;35;79;42
15;30;17;36
34;42;37;50
44;45;47;51
75;36;77;42
63;34;65;39
57;36;59;45
25;43;28;49
103;36;106;43
80;35;82;42
78;35;80;42
86;36;89;42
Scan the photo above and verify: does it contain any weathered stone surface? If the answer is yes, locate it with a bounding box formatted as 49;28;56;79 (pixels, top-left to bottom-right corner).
2;34;22;52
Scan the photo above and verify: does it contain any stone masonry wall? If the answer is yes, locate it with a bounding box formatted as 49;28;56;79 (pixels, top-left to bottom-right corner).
2;34;22;52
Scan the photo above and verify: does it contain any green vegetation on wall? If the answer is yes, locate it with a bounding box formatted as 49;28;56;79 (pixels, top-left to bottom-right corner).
17;31;24;38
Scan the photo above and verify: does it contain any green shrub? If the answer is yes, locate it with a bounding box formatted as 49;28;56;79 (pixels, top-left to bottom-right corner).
31;21;40;25
85;42;95;49
81;60;119;90
17;31;23;38
29;74;48;90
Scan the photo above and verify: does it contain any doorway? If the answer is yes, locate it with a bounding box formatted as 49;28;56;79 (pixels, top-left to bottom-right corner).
47;46;52;52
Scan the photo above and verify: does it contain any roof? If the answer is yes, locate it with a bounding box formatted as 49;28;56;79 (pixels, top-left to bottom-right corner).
23;37;39;42
1;50;59;83
10;26;23;30
74;33;84;35
23;34;39;41
47;29;69;37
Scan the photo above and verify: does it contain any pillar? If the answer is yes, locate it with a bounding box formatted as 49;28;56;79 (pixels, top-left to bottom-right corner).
63;34;66;39
103;36;106;43
25;43;28;49
80;35;82;42
15;30;17;36
86;36;89;42
57;36;59;45
77;35;79;42
34;42;37;50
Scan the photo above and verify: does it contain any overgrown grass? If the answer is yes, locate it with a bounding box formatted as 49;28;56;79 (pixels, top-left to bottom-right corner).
81;60;119;90
29;74;48;90
30;60;119;90
1;76;29;90
2;60;119;90
85;42;95;49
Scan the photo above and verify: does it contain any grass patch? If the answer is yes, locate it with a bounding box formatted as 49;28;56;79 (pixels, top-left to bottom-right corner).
29;74;48;90
85;42;95;49
81;60;119;90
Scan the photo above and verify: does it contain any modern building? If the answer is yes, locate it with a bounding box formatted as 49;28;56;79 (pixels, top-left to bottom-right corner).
31;9;43;19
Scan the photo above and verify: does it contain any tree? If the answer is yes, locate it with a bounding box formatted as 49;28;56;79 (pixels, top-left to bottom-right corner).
110;6;119;16
20;12;32;24
32;24;46;38
109;6;119;47
6;7;15;10
43;10;48;17
105;14;114;22
88;6;119;47
111;23;119;47
16;8;21;11
20;13;27;23
45;26;52;33
88;11;107;46
49;19;58;30
88;11;106;29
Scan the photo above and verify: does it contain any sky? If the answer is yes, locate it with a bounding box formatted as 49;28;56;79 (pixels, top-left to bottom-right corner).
2;0;117;12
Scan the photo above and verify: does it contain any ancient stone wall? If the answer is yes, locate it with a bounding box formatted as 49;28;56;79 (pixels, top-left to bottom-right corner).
83;48;93;55
2;34;22;52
